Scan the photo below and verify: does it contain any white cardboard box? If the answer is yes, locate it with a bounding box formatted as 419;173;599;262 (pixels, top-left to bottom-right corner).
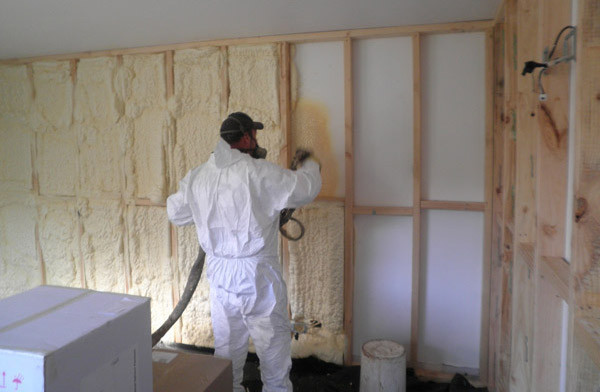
0;285;152;392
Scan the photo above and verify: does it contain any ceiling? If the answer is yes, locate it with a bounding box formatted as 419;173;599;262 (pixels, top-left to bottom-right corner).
0;0;501;60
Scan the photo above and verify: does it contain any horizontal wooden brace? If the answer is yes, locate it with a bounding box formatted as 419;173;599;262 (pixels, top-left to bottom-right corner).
353;206;413;216
421;200;486;211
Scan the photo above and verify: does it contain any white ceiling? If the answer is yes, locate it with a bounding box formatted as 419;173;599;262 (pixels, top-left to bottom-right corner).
0;0;501;60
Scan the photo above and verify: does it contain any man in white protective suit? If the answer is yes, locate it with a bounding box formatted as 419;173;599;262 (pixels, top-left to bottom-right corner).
166;112;322;392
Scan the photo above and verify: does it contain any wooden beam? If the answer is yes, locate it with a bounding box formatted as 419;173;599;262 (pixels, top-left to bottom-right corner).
0;21;494;65
479;27;495;386
420;200;486;211
574;317;600;370
220;46;229;118
539;256;569;302
411;32;422;366
531;0;572;388
343;37;355;365
488;21;506;390
517;242;535;271
279;42;292;305
352;206;413;216
498;2;518;389
568;0;600;387
165;50;174;99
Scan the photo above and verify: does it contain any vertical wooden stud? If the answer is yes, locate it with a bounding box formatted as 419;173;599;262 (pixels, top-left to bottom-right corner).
410;32;422;366
343;36;355;365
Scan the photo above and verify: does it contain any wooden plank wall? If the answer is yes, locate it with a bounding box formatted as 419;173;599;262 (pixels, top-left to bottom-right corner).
490;0;600;390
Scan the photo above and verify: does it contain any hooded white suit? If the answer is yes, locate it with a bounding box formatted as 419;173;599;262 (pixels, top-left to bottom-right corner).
167;139;321;392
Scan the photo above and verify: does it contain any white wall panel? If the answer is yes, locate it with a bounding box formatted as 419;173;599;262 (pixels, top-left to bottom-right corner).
422;32;486;202
418;210;483;368
353;215;413;360
293;41;345;197
354;37;413;206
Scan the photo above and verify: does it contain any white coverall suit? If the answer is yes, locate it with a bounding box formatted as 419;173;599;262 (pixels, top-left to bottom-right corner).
167;138;322;392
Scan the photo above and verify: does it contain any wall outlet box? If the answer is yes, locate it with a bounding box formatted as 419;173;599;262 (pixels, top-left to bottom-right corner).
0;285;152;392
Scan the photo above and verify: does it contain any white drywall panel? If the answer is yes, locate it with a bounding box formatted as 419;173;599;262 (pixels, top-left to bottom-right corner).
288;202;345;364
292;42;345;197
172;48;223;184
32;61;77;196
38;198;80;288
418;210;483;368
127;205;174;342
228;44;282;166
178;224;213;347
353;37;414;206
352;215;413;361
74;58;123;198
0;193;39;299
421;32;486;202
79;199;127;293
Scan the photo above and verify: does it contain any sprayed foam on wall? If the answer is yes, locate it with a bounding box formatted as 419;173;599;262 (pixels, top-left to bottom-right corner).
79;199;127;292
127;205;175;341
228;44;282;165
287;201;345;364
32;61;77;196
171;48;223;183
120;54;168;203
0;45;345;362
0;65;33;193
75;58;123;198
177;224;213;347
38;198;80;287
0;118;33;192
0;193;39;298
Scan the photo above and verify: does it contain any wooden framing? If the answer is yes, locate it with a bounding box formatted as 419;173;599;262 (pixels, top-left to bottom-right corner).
4;17;497;381
410;32;422;366
343;37;355;365
489;0;600;390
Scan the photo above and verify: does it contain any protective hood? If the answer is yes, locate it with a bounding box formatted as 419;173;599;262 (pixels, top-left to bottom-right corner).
213;138;245;168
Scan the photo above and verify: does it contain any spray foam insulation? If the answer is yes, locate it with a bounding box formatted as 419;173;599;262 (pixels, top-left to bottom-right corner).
31;61;78;196
287;201;345;364
0;65;32;122
0;118;33;192
0;193;39;298
74;57;123;198
171;48;223;183
0;65;33;192
228;44;282;165
37;198;80;287
127;205;175;341
79;199;127;293
119;54;169;203
177;224;213;347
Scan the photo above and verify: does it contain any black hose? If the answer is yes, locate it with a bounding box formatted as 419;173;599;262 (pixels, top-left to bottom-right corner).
151;247;206;346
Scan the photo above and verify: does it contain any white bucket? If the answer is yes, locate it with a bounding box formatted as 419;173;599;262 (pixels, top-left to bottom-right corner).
360;339;406;391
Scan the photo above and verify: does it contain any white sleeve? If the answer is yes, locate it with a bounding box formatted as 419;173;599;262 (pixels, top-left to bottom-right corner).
263;159;322;212
166;171;194;226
